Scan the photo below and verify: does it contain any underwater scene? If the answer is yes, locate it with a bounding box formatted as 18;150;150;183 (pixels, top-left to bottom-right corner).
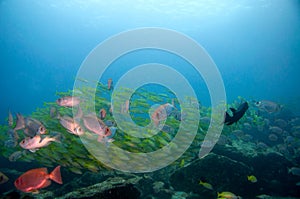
1;1;300;199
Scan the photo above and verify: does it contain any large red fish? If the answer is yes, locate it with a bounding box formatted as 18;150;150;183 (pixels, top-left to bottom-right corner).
14;166;62;193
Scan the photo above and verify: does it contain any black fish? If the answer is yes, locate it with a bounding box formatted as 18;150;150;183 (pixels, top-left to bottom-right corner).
224;102;249;125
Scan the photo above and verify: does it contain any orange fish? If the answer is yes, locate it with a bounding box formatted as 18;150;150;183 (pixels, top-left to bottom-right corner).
107;78;113;90
14;166;62;193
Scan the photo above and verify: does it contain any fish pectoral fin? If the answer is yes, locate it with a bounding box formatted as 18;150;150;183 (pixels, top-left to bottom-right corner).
31;190;40;194
29;149;38;153
230;108;237;113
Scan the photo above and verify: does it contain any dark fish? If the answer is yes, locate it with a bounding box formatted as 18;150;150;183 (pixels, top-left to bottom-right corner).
14;113;25;131
5;129;19;147
0;172;9;185
23;118;46;137
224;102;249;125
50;107;57;118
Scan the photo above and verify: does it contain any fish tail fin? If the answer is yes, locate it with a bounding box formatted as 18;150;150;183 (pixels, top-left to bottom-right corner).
53;133;62;143
49;165;63;184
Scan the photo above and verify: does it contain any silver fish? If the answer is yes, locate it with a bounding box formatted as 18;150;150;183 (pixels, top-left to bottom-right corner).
59;115;84;136
19;134;60;152
56;96;81;107
255;100;282;113
82;114;112;142
288;167;300;176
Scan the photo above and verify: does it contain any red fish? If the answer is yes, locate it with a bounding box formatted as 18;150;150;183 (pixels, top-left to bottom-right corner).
14;166;62;193
151;103;175;126
56;96;81;107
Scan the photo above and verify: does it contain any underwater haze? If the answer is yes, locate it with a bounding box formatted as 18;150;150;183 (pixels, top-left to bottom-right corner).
1;0;300;123
1;0;300;199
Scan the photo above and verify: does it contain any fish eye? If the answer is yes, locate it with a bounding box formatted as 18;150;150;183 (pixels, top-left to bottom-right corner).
21;140;25;144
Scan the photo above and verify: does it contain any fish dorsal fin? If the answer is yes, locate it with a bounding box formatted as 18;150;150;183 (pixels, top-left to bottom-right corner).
37;168;48;173
230;108;237;113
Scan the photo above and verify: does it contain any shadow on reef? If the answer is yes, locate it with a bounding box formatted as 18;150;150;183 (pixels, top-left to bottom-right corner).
169;145;300;199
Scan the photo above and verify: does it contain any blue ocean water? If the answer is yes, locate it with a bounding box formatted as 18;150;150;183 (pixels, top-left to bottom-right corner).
1;1;300;198
1;0;299;124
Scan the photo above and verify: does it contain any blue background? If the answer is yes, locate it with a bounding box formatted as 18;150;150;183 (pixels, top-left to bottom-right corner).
1;0;299;123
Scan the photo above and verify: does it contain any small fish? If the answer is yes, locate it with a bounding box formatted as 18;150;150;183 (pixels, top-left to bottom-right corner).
268;134;278;142
59;115;84;136
247;175;257;183
217;191;242;199
49;107;57;118
199;180;213;190
19;134;60;152
107;78;113;90
179;159;185;168
224;102;249;125
256;194;272;199
105;120;115;127
151;103;175;126
99;108;106;120
8;109;13;127
24;118;47;137
0;172;9;185
254;100;282;113
124;100;130;113
6;129;19;147
56;96;81;107
82;114;113;142
14;166;62;193
269;126;283;135
9;151;25;162
14;113;25;131
288;167;300;176
274;119;287;128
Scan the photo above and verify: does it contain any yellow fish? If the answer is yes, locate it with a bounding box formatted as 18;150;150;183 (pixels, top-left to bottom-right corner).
217;191;241;199
247;175;257;183
199;180;213;190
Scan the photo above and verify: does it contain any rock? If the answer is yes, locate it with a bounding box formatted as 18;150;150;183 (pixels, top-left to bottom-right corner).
170;153;253;198
36;175;142;199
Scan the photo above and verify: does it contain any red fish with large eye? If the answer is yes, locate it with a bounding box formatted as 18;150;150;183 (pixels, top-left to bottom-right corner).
14;166;62;193
56;96;81;107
